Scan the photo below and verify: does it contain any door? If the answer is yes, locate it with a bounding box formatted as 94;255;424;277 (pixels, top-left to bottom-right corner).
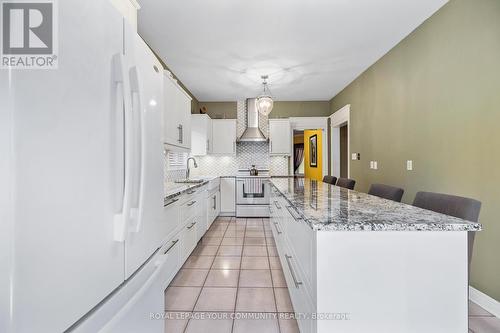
220;177;236;214
212;120;236;155
124;28;167;278
269;119;291;155
6;1;126;332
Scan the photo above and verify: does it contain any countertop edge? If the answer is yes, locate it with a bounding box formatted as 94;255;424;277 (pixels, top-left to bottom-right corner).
270;179;483;232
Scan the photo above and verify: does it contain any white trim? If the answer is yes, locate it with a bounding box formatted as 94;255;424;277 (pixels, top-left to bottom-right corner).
129;0;141;9
329;104;351;178
289;117;328;178
469;286;500;318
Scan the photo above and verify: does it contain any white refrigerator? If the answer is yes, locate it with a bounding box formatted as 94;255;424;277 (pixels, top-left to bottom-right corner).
0;1;171;332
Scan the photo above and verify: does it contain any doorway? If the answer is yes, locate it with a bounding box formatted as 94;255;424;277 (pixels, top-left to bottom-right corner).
340;124;348;178
330;105;350;178
293;130;305;176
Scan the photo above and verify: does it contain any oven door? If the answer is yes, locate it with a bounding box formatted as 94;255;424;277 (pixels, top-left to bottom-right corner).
236;178;270;205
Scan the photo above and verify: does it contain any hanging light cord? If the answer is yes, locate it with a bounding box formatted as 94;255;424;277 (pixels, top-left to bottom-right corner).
261;75;273;97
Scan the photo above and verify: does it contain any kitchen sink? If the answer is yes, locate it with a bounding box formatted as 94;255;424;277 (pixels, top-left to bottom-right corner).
174;179;204;184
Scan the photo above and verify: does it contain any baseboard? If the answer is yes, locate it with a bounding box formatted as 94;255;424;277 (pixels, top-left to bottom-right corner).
469;286;500;318
218;212;235;217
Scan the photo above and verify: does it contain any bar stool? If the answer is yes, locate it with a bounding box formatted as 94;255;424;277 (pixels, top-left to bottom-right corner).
336;177;356;190
368;184;404;202
322;175;337;185
413;191;481;277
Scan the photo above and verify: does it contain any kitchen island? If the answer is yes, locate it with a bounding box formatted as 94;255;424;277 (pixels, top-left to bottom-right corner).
269;177;481;333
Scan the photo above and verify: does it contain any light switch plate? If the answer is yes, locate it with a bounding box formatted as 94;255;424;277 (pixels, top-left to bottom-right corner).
407;160;413;171
370;161;374;169
374;161;378;170
352;153;358;160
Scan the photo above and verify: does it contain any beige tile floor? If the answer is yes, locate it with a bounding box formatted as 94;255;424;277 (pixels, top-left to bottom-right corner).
165;217;298;333
165;217;500;333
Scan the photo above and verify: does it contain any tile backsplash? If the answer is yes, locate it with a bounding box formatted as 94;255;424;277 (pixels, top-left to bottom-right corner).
164;142;290;183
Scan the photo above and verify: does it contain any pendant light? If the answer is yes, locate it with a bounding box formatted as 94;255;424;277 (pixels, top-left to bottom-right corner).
256;75;274;116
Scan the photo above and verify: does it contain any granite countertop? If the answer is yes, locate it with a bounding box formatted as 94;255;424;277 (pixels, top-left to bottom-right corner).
270;177;482;232
164;181;208;200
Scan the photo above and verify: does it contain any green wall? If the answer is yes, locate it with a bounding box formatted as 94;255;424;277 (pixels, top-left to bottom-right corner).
330;0;500;300
195;101;331;119
196;102;238;118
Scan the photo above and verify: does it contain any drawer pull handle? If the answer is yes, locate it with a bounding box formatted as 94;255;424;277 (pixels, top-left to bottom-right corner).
164;197;179;207
285;206;302;221
164;239;179;254
187;221;197;229
273;221;282;235
187;200;197;207
273;201;282;209
285;254;303;288
187;190;196;194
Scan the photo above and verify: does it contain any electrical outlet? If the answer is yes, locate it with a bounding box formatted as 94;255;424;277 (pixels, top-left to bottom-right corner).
407;160;413;171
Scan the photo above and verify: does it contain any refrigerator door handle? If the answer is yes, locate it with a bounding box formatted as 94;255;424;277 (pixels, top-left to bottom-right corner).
112;53;134;242
128;65;145;233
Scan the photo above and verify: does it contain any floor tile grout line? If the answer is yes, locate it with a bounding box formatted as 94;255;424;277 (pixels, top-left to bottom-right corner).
231;217;246;333
265;219;282;333
181;218;229;333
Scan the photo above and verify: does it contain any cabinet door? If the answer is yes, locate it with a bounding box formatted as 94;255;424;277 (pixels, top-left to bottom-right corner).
180;91;192;149
220;178;236;214
269;119;291;155
181;216;197;262
163;76;181;146
212;120;236;155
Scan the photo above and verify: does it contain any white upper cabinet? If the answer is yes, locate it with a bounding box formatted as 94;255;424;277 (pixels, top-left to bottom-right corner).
211;119;237;155
269;119;291;155
163;72;192;150
191;114;212;156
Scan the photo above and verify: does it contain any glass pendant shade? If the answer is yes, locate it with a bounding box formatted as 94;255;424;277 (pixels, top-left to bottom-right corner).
256;95;273;116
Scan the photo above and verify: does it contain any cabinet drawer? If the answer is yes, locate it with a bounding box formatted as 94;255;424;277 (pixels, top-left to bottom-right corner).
158;234;182;291
180;196;199;222
280;251;316;333
180;216;198;262
282;204;316;292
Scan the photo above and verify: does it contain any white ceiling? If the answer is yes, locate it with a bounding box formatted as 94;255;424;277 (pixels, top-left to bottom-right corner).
138;0;447;101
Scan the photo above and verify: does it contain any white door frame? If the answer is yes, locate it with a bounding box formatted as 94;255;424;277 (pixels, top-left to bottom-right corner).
329;105;350;178
288;117;329;178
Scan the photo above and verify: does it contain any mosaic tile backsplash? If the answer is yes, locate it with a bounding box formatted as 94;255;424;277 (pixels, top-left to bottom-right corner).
164;142;290;182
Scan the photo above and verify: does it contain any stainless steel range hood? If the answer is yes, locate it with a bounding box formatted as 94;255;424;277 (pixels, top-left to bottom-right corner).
238;98;267;142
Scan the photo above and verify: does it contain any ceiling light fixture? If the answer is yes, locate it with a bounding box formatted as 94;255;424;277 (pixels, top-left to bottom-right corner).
256;75;273;116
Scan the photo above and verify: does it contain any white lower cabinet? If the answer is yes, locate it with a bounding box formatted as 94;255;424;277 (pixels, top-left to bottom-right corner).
270;188;316;333
158;235;182;291
180;215;198;262
220;177;236;215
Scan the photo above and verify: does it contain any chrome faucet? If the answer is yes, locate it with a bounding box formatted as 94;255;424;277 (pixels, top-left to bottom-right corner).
186;157;198;179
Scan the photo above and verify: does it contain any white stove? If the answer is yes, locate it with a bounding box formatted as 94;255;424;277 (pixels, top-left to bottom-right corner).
236;169;270;217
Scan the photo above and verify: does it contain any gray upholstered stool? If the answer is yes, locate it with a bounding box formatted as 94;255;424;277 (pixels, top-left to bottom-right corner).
368;184;404;202
336;177;356;190
413;191;481;278
322;175;337;185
